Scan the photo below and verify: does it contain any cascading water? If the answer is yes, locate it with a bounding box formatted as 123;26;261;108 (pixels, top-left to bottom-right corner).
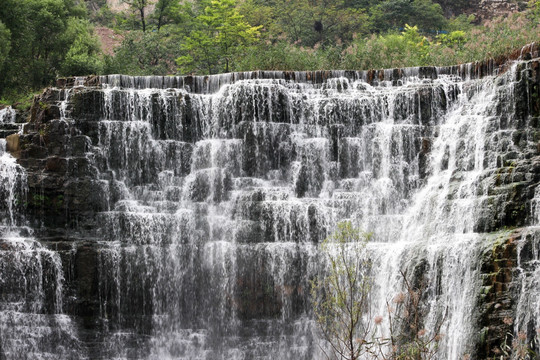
0;107;16;124
1;54;539;359
0;106;21;140
0;139;82;360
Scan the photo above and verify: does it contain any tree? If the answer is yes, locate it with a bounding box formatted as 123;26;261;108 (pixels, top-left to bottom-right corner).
166;0;199;33
60;18;103;76
432;0;471;17
267;0;312;44
257;0;369;47
123;0;149;32
0;0;101;99
238;0;281;41
370;0;446;33
410;0;447;31
311;222;445;360
107;30;180;75
343;0;380;9
176;0;261;74
0;21;10;71
311;221;375;360
308;0;370;46
152;0;178;31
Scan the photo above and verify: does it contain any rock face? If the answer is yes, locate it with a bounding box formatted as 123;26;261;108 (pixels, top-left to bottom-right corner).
1;47;540;359
435;0;526;20
476;0;525;20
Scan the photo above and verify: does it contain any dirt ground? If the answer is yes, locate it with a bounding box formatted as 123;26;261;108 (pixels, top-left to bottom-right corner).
95;27;124;56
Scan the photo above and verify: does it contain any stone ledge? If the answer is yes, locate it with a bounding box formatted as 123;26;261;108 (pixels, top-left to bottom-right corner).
53;43;540;93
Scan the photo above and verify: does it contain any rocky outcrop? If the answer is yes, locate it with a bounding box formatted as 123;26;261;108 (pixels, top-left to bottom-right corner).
476;0;526;20
16;91;108;232
0;105;28;139
436;0;527;21
476;231;518;358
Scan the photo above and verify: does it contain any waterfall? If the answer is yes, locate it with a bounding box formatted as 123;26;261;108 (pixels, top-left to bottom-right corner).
0;140;83;360
0;107;16;124
1;56;539;359
0;139;25;227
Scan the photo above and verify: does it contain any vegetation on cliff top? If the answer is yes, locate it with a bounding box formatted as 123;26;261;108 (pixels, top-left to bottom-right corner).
1;0;539;103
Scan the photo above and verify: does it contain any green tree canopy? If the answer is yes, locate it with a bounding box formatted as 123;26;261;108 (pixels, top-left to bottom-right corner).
107;30;180;75
0;21;11;71
370;0;446;33
176;0;261;74
0;0;102;98
433;0;471;17
60;18;103;76
151;0;179;30
122;0;150;31
251;0;369;47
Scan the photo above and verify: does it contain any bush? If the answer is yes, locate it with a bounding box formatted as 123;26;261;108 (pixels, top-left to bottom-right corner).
60;19;104;76
311;222;445;360
106;30;180;75
311;221;374;360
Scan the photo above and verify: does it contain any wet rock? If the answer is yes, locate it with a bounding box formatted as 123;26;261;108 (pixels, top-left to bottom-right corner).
5;134;20;158
476;231;519;359
3;49;540;359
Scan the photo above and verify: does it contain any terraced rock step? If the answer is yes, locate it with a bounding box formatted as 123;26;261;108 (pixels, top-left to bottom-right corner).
0;48;539;359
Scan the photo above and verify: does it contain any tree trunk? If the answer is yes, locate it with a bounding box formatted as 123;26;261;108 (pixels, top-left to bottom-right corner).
140;7;146;32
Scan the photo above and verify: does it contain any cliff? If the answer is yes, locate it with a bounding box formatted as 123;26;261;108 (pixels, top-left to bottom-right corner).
436;0;527;20
1;45;539;359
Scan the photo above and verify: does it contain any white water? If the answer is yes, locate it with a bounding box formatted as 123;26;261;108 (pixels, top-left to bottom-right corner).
0;139;83;359
0;139;26;227
88;64;536;359
0;106;16;124
1;59;539;359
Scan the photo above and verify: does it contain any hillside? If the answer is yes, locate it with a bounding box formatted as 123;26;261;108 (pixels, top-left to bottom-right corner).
436;0;526;19
1;0;538;104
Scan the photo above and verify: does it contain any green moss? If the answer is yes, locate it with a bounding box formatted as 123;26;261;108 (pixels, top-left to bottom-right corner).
53;194;64;212
503;160;516;168
479;327;489;346
29;193;64;212
31;193;49;207
263;282;274;297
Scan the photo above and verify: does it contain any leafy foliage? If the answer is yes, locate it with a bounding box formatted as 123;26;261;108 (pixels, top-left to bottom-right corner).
107;29;180;75
432;0;471;17
122;0;150;31
0;0;101;99
311;221;374;360
176;0;261;74
60;18;103;76
1;0;539;102
90;5;116;27
152;0;178;30
369;0;446;33
0;21;11;71
311;222;445;360
261;0;370;47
